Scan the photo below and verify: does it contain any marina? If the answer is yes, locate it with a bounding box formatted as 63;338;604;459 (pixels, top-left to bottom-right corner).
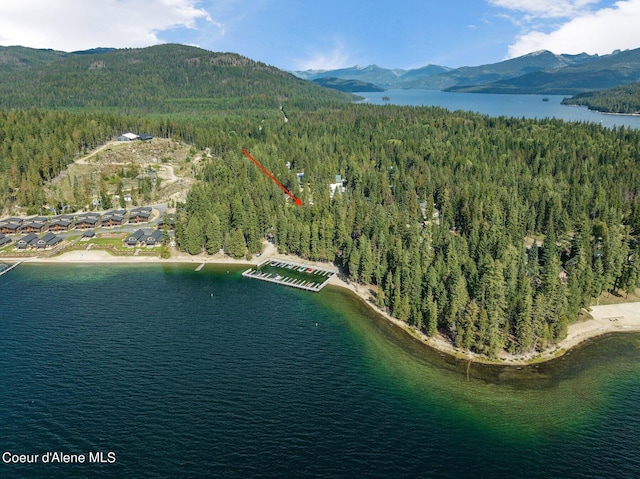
242;258;337;292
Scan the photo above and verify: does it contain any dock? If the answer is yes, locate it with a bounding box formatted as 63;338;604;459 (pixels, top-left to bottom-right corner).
242;259;337;292
0;261;24;277
195;262;205;272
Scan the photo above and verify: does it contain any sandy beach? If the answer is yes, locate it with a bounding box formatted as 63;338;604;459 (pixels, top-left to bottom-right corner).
4;246;640;365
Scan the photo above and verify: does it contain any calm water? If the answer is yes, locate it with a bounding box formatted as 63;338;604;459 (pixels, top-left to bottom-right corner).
1;264;639;478
357;90;640;129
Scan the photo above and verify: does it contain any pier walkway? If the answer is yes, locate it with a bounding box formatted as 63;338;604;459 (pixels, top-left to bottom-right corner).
0;261;24;277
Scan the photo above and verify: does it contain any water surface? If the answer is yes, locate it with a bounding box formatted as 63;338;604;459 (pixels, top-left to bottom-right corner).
1;264;638;478
357;90;640;129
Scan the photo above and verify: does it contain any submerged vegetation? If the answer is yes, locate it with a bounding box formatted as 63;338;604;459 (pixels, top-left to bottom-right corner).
1;44;639;358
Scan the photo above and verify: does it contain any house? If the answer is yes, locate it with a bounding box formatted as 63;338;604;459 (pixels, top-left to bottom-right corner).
125;229;146;247
101;210;127;227
157;213;175;230
329;174;346;198
0;234;11;246
75;214;100;229
48;218;73;232
80;230;96;240
143;229;163;246
0;221;21;235
128;207;152;224
139;133;153;141
117;132;139;141
18;221;46;234
35;232;62;249
16;232;39;249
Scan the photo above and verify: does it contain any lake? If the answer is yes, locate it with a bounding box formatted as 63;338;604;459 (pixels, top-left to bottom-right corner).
1;264;639;478
356;89;640;129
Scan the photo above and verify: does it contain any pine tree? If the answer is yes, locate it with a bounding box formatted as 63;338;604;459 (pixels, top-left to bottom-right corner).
185;215;204;255
205;214;223;254
225;228;246;259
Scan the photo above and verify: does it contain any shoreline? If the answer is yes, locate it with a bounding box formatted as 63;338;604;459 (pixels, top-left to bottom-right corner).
3;247;640;365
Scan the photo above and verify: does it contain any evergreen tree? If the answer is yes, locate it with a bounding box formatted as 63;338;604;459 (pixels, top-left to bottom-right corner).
225;228;247;259
185;215;204;255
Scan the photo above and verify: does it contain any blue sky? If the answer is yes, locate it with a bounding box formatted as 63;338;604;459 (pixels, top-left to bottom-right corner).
1;1;639;70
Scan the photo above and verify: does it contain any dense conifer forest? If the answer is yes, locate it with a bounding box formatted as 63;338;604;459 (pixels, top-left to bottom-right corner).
1;45;639;357
562;81;640;114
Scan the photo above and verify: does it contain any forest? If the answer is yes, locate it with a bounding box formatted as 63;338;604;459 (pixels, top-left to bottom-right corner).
169;106;640;356
562;81;640;114
1;45;639;358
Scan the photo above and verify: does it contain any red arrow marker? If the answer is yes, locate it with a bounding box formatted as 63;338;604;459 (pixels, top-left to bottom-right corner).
242;148;303;206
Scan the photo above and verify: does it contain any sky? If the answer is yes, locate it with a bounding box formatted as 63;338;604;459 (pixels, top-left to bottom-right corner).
0;0;639;71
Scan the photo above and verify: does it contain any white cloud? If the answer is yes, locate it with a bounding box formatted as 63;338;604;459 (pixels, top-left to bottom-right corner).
0;0;215;51
489;0;599;18
295;42;352;71
505;0;640;57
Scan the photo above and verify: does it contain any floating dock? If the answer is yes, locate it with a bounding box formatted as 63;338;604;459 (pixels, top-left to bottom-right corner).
242;259;337;292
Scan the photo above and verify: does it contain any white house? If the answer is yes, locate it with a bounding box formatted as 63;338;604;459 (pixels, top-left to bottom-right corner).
117;132;140;141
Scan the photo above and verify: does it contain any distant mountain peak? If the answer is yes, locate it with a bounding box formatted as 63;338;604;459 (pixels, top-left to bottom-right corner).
525;49;551;56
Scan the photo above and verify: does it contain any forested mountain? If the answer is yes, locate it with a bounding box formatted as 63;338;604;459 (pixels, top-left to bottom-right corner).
312;77;384;92
449;48;640;94
410;50;597;91
0;44;350;113
0;45;70;73
561;81;640;113
1;43;639;359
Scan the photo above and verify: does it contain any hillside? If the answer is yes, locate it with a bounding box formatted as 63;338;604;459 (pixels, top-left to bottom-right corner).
561;81;640;113
312;77;384;92
0;44;351;113
0;45;70;73
448;48;640;94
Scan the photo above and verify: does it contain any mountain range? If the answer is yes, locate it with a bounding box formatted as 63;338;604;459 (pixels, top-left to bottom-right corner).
293;48;640;95
1;43;640;110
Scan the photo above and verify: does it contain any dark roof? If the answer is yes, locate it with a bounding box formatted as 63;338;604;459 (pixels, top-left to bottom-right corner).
17;232;39;244
145;229;164;244
130;206;152;213
0;222;20;232
129;210;151;219
1;217;23;224
126;229;147;244
76;215;99;223
0;236;11;246
50;218;72;226
81;230;96;238
40;232;57;242
18;221;46;231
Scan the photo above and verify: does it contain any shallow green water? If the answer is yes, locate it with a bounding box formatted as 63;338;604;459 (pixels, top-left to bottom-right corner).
1;264;638;478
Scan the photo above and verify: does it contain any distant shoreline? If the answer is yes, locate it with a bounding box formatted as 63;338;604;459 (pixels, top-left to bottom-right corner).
3;247;640;366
